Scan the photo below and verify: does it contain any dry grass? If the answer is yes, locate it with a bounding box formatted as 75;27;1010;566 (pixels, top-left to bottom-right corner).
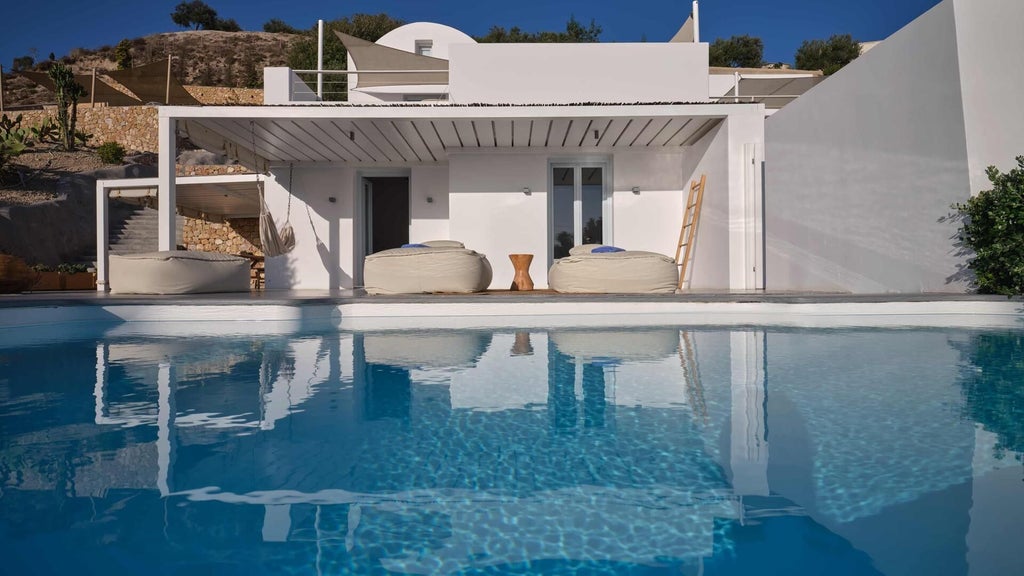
0;146;114;206
2;30;299;108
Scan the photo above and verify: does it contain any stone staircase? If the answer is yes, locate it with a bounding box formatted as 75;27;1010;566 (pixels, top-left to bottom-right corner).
108;201;184;256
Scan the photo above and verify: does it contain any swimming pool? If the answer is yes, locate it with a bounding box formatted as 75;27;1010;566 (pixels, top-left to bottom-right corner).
1;322;1022;575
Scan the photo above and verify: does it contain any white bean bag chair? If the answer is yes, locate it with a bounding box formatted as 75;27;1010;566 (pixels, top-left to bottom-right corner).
109;250;251;294
363;241;493;295
548;245;678;294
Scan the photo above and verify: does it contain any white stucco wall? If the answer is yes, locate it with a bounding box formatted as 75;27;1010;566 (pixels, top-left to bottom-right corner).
263;166;356;290
409;165;451;243
611;150;687;255
448;43;710;105
952;0;1024;193
764;0;973;293
686;123;731;290
449;152;551;288
448;141;756;291
263;67;320;105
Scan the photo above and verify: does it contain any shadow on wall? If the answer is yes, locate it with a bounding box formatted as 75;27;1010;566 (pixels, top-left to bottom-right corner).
0;166;154;266
265;172;353;290
937;209;976;288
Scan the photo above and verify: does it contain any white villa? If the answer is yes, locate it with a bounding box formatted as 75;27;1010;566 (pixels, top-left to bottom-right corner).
94;0;1023;295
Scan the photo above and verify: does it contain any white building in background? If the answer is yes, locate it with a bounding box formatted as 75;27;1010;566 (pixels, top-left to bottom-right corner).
94;0;1023;295
765;0;1024;293
152;12;768;293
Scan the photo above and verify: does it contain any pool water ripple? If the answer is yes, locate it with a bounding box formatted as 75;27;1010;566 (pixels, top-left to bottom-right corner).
0;326;1022;575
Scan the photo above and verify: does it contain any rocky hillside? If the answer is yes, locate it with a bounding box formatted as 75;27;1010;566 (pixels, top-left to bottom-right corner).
4;30;301;108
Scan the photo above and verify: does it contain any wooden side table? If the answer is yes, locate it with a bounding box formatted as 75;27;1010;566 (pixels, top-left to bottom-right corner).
509;253;534;291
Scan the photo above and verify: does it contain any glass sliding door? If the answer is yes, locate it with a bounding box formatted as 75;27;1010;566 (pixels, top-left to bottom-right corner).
580;167;604;245
551;167;575;259
549;162;610;263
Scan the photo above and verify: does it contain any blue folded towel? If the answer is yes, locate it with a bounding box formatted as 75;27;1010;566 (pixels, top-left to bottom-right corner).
402;243;429;248
592;245;625;253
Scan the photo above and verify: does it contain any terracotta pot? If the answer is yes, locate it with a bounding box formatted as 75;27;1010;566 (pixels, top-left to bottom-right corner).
0;255;37;293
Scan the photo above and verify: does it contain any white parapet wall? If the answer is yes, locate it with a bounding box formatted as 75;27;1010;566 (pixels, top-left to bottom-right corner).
448;43;710;105
763;0;1011;294
263;67;320;105
951;0;1024;194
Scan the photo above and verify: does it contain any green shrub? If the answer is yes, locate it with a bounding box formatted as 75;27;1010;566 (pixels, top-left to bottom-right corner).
953;156;1024;296
56;263;89;274
97;141;125;164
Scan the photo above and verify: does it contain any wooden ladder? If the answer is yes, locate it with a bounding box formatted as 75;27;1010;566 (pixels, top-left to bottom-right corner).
675;174;707;290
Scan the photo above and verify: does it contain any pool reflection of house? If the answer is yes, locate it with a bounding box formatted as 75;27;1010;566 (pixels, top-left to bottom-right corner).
43;327;1015;573
3;325;1022;573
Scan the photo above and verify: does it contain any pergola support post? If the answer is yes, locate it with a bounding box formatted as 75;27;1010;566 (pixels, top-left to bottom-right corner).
95;180;109;291
158;115;177;251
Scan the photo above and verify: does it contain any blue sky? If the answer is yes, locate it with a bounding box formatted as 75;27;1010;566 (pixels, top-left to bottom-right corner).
2;0;942;71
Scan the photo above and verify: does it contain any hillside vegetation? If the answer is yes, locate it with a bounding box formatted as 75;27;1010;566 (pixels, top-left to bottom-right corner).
4;30;300;107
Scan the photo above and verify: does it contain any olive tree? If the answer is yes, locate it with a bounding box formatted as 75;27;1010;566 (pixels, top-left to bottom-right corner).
708;35;764;68
171;1;218;31
794;34;861;75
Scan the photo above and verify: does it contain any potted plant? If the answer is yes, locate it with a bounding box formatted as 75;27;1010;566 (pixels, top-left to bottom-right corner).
30;264;62;291
57;263;96;290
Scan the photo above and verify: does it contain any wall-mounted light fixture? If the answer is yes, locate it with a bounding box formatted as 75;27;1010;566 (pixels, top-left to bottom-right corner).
348;131;355;141
426;196;434;203
631;186;641;195
522;187;531;195
328;196;337;203
593;129;599;140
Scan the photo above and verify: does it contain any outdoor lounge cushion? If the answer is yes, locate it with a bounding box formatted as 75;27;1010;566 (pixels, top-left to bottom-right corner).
363;246;492;294
109;250;251;294
548;250;678;294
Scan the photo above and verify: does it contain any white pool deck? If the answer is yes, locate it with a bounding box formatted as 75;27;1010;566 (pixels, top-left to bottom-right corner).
1;290;1021;332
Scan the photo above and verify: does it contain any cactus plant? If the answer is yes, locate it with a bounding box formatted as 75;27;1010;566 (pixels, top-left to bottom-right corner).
30;117;59;144
0;114;30;177
47;63;87;151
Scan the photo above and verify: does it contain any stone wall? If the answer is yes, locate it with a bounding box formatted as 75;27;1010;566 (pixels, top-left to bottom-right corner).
176;164;252;177
181;216;264;288
14;105;159;153
184;86;263;105
6;87;263;154
181;217;262;256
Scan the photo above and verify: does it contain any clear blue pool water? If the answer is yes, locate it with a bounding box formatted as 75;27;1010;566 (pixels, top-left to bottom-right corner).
1;324;1022;575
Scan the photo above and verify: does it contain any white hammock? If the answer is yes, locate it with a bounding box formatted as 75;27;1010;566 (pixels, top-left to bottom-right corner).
258;179;295;257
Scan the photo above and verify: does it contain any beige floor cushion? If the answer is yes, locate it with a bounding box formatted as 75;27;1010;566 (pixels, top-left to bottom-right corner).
110;250;251;294
548;251;679;293
364;246;493;294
